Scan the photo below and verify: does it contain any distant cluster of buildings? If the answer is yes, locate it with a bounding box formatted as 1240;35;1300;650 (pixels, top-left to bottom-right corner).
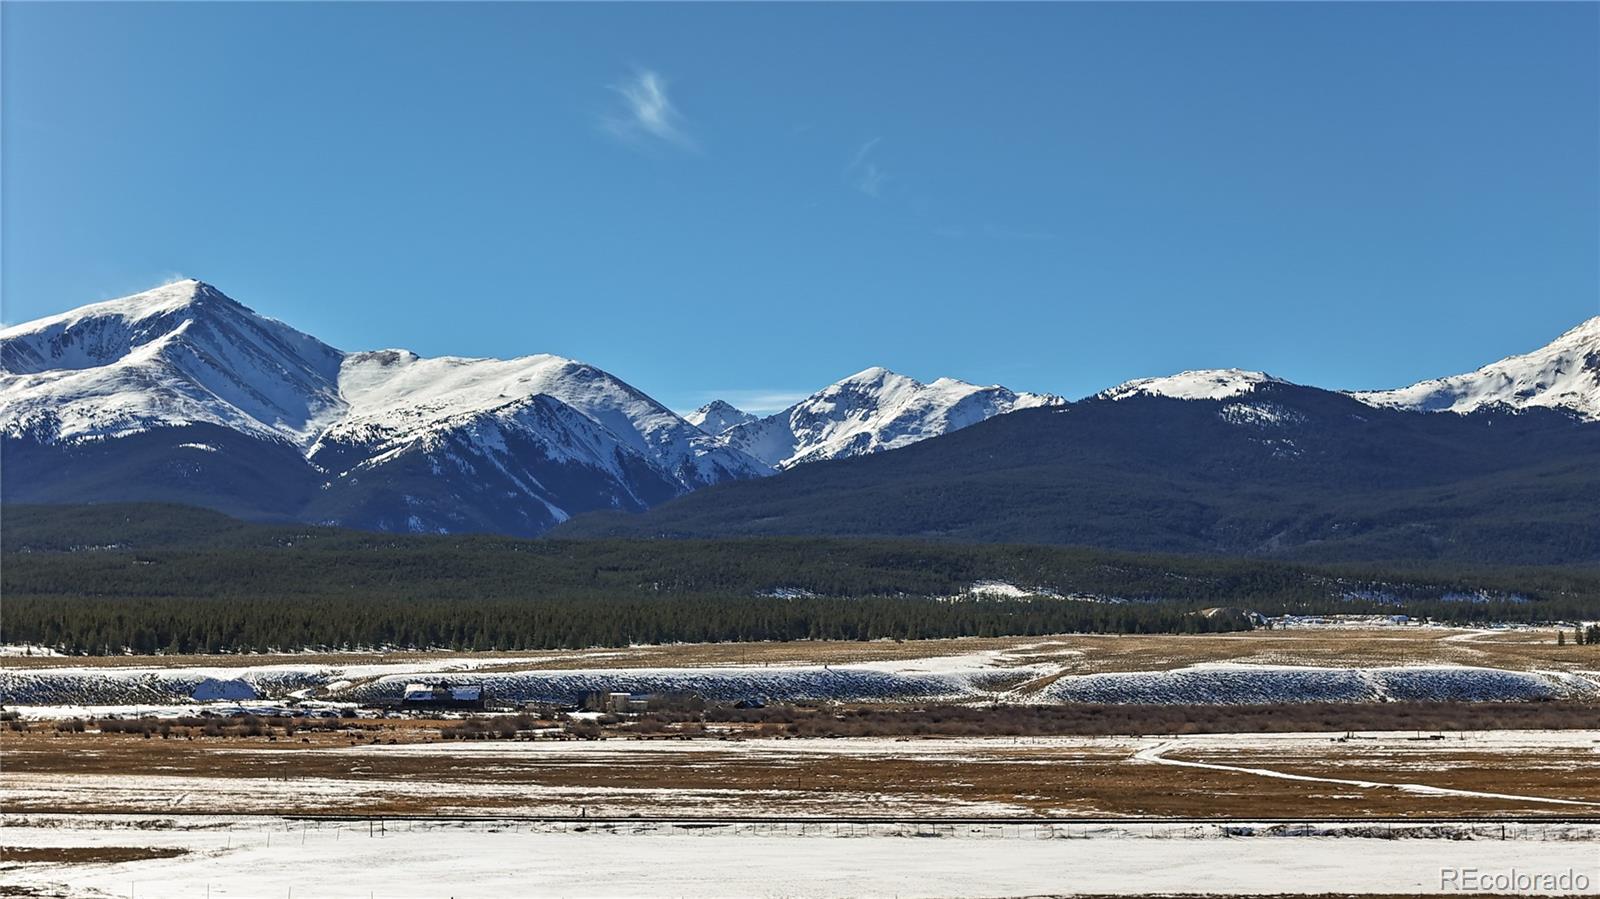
184;679;741;717
1267;614;1415;629
599;692;651;713
395;684;678;714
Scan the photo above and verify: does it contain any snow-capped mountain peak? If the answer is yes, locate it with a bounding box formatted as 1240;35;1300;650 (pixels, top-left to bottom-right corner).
2;281;766;535
319;349;766;489
1;279;346;445
685;400;757;435
838;365;895;383
1352;316;1600;421
718;367;1065;469
1099;369;1285;402
4;279;287;372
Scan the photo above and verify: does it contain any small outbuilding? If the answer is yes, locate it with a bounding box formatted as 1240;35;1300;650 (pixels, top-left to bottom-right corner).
191;678;257;702
400;683;487;710
601;692;651;713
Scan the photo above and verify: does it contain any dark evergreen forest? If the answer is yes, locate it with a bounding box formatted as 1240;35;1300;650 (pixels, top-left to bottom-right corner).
5;504;1595;654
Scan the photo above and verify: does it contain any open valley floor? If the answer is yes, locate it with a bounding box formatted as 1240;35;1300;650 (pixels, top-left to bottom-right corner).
4;627;1598;897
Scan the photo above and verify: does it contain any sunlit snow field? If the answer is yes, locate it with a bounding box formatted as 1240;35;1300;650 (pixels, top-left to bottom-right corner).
5;626;1598;713
5;814;1599;898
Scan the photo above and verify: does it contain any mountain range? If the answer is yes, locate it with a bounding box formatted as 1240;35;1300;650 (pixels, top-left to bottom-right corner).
558;376;1600;563
3;279;1596;558
1;281;1057;535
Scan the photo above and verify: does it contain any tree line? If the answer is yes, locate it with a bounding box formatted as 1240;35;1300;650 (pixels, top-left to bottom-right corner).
4;594;1250;655
4;503;1596;654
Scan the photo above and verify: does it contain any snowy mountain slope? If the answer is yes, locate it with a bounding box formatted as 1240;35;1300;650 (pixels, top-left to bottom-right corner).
1;281;765;535
0;280;346;446
718;367;1065;470
303;393;692;534
685;400;756;435
317;350;766;489
1098;369;1287;402
1352;317;1600;421
1096;369;1312;444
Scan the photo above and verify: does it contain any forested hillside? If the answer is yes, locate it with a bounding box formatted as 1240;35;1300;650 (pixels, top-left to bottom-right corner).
5;504;1595;654
556;387;1600;565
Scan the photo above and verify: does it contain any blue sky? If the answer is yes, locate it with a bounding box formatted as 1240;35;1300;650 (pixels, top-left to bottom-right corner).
4;3;1596;413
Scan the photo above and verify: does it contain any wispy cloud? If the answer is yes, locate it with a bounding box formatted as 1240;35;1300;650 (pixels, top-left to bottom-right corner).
602;69;698;152
846;138;887;197
693;389;814;416
847;138;880;170
89;271;190;301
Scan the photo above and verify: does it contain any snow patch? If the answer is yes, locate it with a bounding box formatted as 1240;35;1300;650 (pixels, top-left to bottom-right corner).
757;587;818;599
1038;663;1599;705
1100;369;1285;402
5;658;1594;711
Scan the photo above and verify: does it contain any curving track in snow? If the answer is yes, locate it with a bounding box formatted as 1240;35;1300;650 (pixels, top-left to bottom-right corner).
1133;739;1595;807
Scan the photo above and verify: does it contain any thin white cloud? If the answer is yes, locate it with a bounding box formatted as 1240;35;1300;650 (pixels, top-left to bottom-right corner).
846;138;887;197
847;137;880;170
695;389;814;416
602;69;697;151
856;163;886;197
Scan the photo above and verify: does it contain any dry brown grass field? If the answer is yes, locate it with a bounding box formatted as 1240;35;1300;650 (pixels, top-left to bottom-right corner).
6;628;1597;825
4;721;1597;820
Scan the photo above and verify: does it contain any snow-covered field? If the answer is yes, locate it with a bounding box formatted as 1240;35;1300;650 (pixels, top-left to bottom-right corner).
0;659;998;710
5;644;1596;712
7;731;1597;895
4;814;1597;898
1134;732;1599;807
0;644;63;658
1039;663;1599;704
